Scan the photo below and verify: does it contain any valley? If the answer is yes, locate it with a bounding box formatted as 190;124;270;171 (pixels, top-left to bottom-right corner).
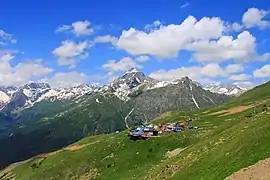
0;69;231;169
0;81;269;180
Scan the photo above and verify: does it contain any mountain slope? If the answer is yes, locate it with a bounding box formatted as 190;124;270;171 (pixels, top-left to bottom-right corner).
0;69;230;169
1;81;269;180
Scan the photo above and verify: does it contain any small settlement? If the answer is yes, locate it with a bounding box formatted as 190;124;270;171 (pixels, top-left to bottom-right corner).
128;116;199;140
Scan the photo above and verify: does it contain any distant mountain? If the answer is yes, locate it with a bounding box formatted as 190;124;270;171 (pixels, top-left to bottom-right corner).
203;83;247;96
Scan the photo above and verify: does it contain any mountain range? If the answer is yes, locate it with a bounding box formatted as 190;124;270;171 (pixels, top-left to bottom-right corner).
0;68;243;168
0;68;247;113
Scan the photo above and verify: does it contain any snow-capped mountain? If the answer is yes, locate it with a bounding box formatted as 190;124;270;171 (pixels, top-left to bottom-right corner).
203;83;247;96
0;68;247;113
107;68;158;100
1;83;99;113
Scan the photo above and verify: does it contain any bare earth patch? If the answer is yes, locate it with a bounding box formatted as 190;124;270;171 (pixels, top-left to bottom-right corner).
204;99;270;117
226;158;270;180
219;105;253;117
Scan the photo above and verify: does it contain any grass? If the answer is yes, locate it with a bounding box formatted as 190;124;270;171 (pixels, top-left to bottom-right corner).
1;82;270;180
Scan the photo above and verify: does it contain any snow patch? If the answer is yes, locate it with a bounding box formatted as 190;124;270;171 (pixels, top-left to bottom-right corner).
135;77;141;83
96;98;101;103
189;84;200;109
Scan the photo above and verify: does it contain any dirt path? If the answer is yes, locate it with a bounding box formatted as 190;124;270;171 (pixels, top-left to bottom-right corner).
226;158;270;180
218;105;253;117
205;99;270;117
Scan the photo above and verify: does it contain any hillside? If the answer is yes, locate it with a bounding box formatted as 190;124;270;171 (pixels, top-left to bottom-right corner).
0;70;229;168
1;81;269;180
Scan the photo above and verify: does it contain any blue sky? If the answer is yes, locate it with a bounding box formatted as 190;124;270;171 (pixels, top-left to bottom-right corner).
0;0;270;88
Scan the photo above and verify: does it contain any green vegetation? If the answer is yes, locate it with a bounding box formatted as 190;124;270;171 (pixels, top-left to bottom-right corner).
228;81;270;105
1;82;270;180
0;93;133;169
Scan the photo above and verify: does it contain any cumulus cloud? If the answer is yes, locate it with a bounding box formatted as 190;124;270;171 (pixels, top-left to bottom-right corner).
229;74;249;81
231;22;244;32
0;29;17;45
201;63;227;77
116;15;225;58
242;8;270;29
48;71;87;88
225;64;244;74
52;40;89;68
135;55;150;62
253;65;270;78
56;20;94;36
149;63;246;84
188;31;257;62
0;54;53;86
94;35;118;44
102;57;142;72
98;11;269;63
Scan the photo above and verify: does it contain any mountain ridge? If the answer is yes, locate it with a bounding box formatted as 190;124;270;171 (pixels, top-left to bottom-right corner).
0;68;245;113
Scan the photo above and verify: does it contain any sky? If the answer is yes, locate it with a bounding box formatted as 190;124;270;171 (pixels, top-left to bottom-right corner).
0;0;270;88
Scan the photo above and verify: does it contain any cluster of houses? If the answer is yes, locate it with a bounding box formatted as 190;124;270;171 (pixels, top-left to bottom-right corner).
128;116;199;140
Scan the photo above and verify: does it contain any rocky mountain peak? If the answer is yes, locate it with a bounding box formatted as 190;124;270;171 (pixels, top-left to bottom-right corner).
109;68;157;92
22;82;51;90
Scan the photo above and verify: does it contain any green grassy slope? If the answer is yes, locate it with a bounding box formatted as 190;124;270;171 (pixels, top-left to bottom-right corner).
1;82;270;180
228;81;270;105
0;93;133;169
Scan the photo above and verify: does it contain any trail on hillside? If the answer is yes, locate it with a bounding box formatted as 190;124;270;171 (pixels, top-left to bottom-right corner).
226;158;270;180
206;99;270;117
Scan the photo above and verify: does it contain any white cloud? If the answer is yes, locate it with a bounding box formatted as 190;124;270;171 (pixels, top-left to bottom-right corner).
242;8;270;29
94;35;118;44
0;54;53;86
149;66;214;84
0;29;17;45
231;22;243;32
102;57;142;72
52;40;89;68
225;64;244;74
135;55;150;62
56;20;94;36
102;12;269;63
229;74;248;81
188;31;256;62
253;53;270;61
201;63;227;77
253;65;270;78
116;15;225;58
181;2;190;9
149;63;247;84
48;71;87;88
